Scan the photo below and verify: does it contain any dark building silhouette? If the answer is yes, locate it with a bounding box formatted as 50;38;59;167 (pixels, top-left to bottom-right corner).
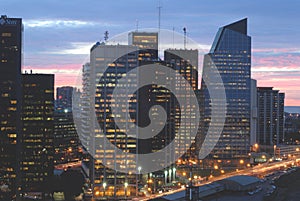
0;15;22;198
21;73;54;193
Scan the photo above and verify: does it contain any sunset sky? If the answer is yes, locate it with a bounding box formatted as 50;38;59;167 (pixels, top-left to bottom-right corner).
1;0;300;105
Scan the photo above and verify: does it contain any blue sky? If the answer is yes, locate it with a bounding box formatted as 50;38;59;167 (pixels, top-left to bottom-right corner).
1;0;300;105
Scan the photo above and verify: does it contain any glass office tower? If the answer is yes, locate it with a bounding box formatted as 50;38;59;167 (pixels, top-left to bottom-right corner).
200;18;251;168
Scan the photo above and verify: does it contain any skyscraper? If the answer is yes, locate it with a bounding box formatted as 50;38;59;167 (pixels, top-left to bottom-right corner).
257;87;285;146
200;18;251;168
0;15;22;197
21;73;54;193
83;43;139;198
78;32;202;198
164;49;198;160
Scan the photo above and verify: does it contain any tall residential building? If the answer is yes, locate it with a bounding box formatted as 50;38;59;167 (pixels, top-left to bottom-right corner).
200;18;251;168
0;15;22;196
21;73;54;192
257;87;285;146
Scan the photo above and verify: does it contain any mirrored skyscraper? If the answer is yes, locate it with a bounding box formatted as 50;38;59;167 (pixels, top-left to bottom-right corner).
200;18;251;168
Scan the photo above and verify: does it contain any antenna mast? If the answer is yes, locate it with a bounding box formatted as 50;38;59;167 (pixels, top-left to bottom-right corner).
158;1;162;33
136;19;139;32
104;31;109;42
183;27;187;49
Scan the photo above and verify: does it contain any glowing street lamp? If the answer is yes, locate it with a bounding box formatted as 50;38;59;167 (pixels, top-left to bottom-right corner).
172;167;176;181
164;170;168;184
103;182;107;196
124;182;128;198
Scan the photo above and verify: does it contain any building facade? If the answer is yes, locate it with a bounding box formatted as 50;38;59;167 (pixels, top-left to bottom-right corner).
200;18;252;168
250;79;258;146
21;73;54;193
54;86;81;165
257;87;285;146
81;31;200;198
54;110;80;165
0;15;22;198
85;43;139;198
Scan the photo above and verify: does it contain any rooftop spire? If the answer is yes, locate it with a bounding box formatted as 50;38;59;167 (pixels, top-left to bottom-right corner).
224;18;247;34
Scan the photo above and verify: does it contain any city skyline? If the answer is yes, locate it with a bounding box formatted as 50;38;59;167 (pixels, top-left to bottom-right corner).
0;11;299;201
1;0;300;106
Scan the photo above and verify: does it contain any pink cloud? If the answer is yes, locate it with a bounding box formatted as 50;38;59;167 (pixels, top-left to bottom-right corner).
23;53;300;106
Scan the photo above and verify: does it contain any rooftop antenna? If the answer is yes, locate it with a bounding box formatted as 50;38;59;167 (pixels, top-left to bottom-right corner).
158;1;162;33
136;19;139;32
172;27;175;48
104;31;109;42
183;27;187;49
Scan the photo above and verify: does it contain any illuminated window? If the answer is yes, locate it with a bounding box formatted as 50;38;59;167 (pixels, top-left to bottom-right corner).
2;32;12;37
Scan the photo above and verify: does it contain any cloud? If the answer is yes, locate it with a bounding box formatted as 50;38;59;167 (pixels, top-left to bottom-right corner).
42;42;93;55
24;19;95;28
253;48;300;55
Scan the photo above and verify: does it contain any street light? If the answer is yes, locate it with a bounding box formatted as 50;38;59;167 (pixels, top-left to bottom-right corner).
136;166;142;197
274;145;277;159
254;143;259;152
164;170;168;184
124;182;128;199
172;167;176;181
103;182;107;197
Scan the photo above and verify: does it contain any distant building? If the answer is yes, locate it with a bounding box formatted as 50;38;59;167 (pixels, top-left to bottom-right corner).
250;79;258;146
257;87;285;145
200;18;252;167
0;15;22;197
21;73;54;192
54;86;81;164
284;112;300;144
53;110;80;165
55;86;74;112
